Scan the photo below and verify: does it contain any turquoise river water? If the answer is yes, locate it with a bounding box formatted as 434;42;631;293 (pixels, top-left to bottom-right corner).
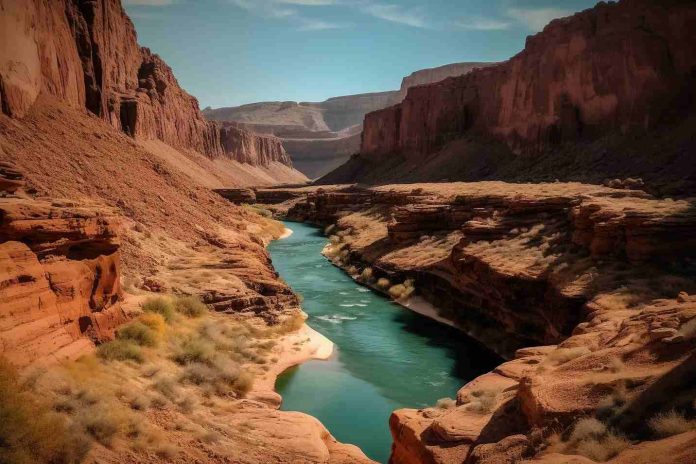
270;222;500;463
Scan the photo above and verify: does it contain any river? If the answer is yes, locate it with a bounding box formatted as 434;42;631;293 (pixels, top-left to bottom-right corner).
270;222;500;463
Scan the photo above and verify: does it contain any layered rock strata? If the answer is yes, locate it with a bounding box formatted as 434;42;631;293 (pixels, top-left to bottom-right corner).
0;0;300;174
324;0;696;193
0;169;125;368
255;182;696;463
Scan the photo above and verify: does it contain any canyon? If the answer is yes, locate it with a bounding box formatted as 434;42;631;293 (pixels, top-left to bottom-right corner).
204;63;494;179
248;181;696;463
321;0;696;196
0;0;695;463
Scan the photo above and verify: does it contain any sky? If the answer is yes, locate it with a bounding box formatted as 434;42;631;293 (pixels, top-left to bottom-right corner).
123;0;599;109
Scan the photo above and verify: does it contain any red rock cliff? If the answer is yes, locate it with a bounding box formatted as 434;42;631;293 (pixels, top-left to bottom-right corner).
0;0;298;169
219;123;294;167
361;0;696;158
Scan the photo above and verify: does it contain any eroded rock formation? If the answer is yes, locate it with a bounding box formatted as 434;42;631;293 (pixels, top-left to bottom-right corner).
0;0;303;175
0;168;125;368
255;182;696;463
324;0;696;193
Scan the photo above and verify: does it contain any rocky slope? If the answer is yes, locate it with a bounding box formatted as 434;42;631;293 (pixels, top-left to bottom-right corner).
204;63;494;179
0;168;126;368
252;182;696;463
322;0;696;195
0;0;305;185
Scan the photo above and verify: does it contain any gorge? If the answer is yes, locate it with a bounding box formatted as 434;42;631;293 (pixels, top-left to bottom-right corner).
1;0;695;463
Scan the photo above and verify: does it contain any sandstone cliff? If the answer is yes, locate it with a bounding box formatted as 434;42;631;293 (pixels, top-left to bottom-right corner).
205;63;492;178
324;0;696;194
255;182;696;463
0;0;304;180
0;167;126;368
396;62;495;101
219;122;293;167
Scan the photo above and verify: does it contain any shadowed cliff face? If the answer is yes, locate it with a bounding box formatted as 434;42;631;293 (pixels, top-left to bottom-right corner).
326;0;696;193
0;0;301;173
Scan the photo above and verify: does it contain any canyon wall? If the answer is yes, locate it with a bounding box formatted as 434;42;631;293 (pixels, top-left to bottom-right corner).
255;182;696;463
0;0;303;174
205;63;493;178
328;0;696;192
362;0;696;158
219;122;294;167
396;62;494;101
0;167;126;368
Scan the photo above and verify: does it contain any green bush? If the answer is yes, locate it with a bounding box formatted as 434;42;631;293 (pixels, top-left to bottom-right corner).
0;359;91;463
141;297;175;323
175;296;208;318
97;340;144;363
117;322;158;347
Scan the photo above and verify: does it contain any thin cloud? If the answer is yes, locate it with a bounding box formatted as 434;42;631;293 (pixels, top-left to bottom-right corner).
506;7;572;31
361;3;427;28
455;16;511;31
298;18;345;30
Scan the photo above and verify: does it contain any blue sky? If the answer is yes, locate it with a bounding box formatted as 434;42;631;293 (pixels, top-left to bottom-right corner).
123;0;599;108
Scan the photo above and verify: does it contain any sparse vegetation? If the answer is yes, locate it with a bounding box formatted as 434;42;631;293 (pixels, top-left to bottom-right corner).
549;417;630;462
175;296;209;318
97;339;144;363
142;297;176;323
117;321;159;347
461;388;500;414
0;359;91;464
388;279;416;300
376;278;391;290
435;397;457;410
649;410;696;438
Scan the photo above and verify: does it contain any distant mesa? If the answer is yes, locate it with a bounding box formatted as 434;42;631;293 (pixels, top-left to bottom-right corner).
203;62;496;179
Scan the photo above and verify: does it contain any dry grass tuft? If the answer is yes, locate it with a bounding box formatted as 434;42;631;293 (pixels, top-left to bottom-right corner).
175;296;209;318
550;417;630;462
142;297;176;323
0;359;91;464
435;398;457;410
97;340;144;363
649;410;696;438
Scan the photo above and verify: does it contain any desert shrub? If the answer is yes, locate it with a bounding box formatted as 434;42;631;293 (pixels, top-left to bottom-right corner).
155;443;178;459
0;359;91;464
561;418;629;462
117;321;158;347
176;395;196;414
175;296;208;318
435;398;457;410
97;340;144;363
152;376;178;400
172;338;215;365
376;278;391;290
389;279;416;300
138;313;166;337
79;409;119;446
574;434;630;462
361;267;374;282
464;388;499;414
233;371;254;396
141;297;175;323
649;410;696;438
569;418;607;441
